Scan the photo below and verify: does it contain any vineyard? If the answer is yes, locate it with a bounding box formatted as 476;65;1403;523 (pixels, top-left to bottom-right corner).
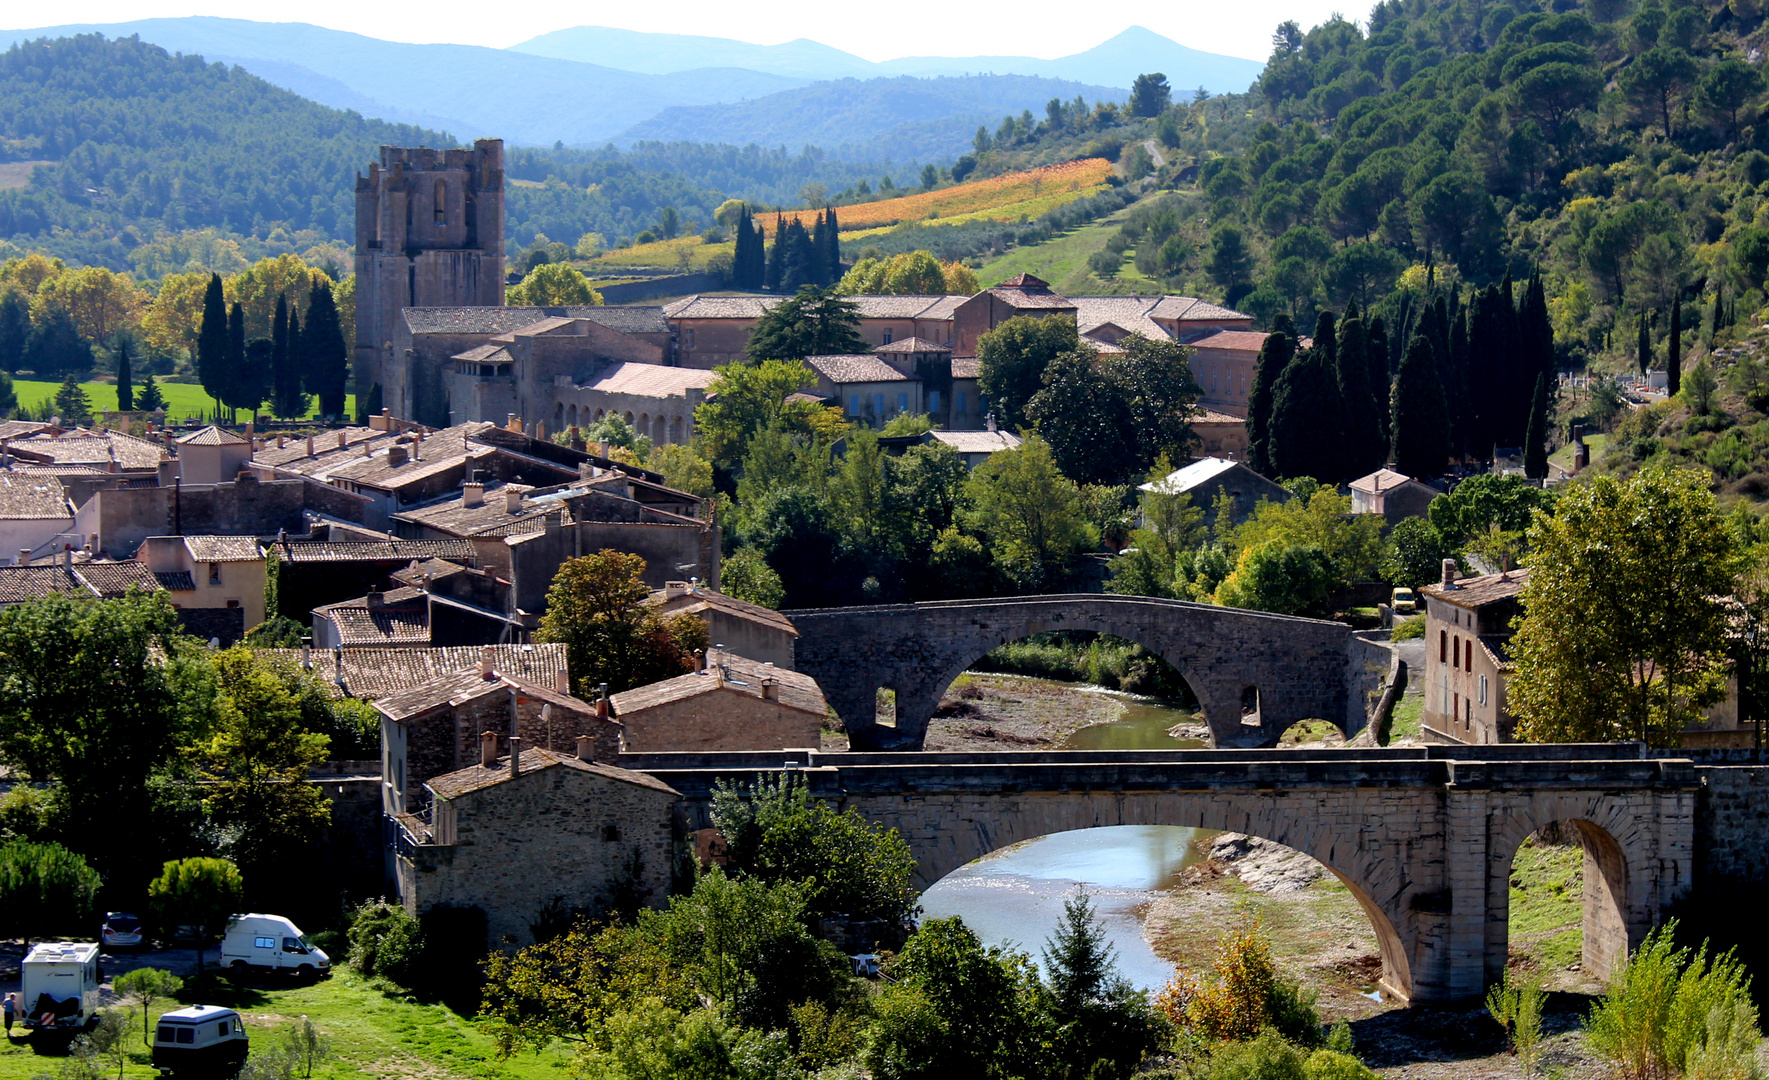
763;158;1114;234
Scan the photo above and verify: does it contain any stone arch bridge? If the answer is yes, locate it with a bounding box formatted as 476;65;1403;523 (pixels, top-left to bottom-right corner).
784;595;1388;751
627;744;1698;1006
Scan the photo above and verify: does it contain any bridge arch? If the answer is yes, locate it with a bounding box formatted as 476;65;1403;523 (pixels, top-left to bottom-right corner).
787;595;1385;750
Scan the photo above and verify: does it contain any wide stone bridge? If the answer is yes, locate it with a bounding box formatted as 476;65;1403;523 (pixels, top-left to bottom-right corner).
784;595;1387;751
624;744;1698;1006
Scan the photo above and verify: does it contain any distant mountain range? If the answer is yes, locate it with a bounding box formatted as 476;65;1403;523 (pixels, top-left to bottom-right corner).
0;18;1264;152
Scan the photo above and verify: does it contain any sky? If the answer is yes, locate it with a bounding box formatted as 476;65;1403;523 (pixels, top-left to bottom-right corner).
7;0;1355;62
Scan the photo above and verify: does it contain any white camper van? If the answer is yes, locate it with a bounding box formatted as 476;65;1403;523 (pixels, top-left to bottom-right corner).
20;941;99;1033
152;1005;248;1077
218;914;330;978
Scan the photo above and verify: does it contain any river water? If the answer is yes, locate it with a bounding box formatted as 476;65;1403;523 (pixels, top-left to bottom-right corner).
918;689;1210;990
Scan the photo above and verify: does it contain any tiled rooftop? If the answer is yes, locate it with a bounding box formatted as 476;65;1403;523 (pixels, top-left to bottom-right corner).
587;363;719;399
0;475;70;520
315;587;431;646
261;643;567;699
277;539;478;564
1191;329;1273;352
1148;296;1252;322
75;561;163;597
1422;568;1531;608
930;430;1024;454
373;667;590;723
807;355;915;383
649;585;797;636
610;653;825;717
9;429;164;470
177;425;249;447
850;296;946;320
950;358;980;378
662;296;782;320
184;536;263;562
403;306;668;336
875;336;951;354
426;747;677;799
391;484;555;538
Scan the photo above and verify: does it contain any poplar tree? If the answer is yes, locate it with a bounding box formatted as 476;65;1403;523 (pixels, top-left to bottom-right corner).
1523;372;1549;480
196;273;228;415
1667;296;1682;398
1246;318;1295;476
114;337;133;413
1391;334;1450;479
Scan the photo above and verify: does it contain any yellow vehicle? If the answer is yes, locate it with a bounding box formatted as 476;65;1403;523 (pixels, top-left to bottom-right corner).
1391;587;1418;614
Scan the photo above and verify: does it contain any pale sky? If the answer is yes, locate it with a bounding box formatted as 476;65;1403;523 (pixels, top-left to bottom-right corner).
11;0;1358;63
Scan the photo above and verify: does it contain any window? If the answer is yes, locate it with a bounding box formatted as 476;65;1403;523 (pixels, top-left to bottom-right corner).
956;391;967;414
847;396;861;417
1453;692;1459;718
433;179;447;225
1439;631;1447;663
254;936;274;949
176;1028;194;1045
602;823;621;842
225;599;240;609
157;1026;174;1043
897;392;909;412
929;390;941;412
874;393;885;415
1452;637;1459;668
1478;674;1489;706
283;938;302;952
218;1022;230;1037
684;328;696;350
882;328;894;344
1465;642;1473;672
209;563;222;586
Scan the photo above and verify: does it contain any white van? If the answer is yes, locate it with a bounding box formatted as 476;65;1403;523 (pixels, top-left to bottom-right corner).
218;914;330;978
152;1005;248;1077
21;941;99;1032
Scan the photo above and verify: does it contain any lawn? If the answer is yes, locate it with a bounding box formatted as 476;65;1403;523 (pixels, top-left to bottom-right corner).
975;201;1149;296
0;973;574;1080
1385;694;1424;743
1549;433;1609;471
1508;836;1585;980
12;380;353;425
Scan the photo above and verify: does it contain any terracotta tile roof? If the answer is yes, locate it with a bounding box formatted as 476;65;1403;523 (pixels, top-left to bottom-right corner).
1194;409;1246;424
275;539;478;564
0;565;89;602
403;306;667;336
315;587;431;646
390;558;471;587
649;585;797;636
75;561;163;597
0;475;70;519
989;288;1075;310
1148;296;1251;322
807;355;916;383
1479;633;1516;669
1349;468;1432;495
326;445;496;490
177;425;249;447
1190;329;1272;352
1073;297;1167;339
10;430;164;470
930;430;1024;454
587;363;718;398
661;296;781;320
851;296;946;319
391;485;555;538
426;747;677;800
374;667;596;724
155;570;196;591
996;273;1050;289
261;643;568;699
875;336;952;354
950;358;980;378
1421;567;1531;608
184;536;263;562
0;421;52;440
252;428;383;469
610;653;825;717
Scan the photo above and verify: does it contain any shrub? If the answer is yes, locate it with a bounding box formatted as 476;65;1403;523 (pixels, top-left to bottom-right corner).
1486;969;1546;1077
1156;908;1322;1046
1304;1049;1378;1080
1683;999;1764;1080
1204;1030;1307;1080
1585;920;1757;1080
347;900;425;986
1391;616;1426;641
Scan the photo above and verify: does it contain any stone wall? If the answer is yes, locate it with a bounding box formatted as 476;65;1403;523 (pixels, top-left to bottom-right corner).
618;690;821;753
75;478;307;558
1692;765;1769;885
399;763;676;947
396;690;622;810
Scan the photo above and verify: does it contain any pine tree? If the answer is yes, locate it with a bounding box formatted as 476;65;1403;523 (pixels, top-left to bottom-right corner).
114;337;133;413
1637;313;1651;378
1523;372;1550;480
1391;334;1450;479
1246;316;1295;476
196;273;228;414
764;215;786;292
224;302;245;422
135;373;165;413
304;281;349;419
53;374;91;426
1667;296;1682;398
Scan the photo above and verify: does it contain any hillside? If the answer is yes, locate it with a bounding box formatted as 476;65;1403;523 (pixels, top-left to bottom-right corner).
619;75;1130;160
511;24;1266;91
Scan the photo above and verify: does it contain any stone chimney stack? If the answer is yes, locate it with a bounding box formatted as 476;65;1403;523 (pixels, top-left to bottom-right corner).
576;734;595;762
664;580;691;600
387;445;409;468
1441;558;1458;589
504;488;522;513
761;677;778;702
16;549;27;566
480;645;495;679
365;589;384;609
462;483;484;508
508;736;522;777
306;435;314;457
596;682;610;718
479;729;498;768
555;669;571;694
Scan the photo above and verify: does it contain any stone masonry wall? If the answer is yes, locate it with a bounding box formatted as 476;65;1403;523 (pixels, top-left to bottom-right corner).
402;688;622;797
618;691;821;753
1692;765;1769;884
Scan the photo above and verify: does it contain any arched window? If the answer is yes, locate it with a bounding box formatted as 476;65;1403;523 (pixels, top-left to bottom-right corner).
1439;630;1447;663
433;179;447;225
1466;640;1474;673
1453;637;1460;668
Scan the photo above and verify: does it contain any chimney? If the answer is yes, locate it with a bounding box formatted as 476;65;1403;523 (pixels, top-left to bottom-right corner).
276;435;285;450
1441;558;1458;589
462;483;484;508
664;580;691;600
365;590;384;609
505;488;522;513
16;549;27;566
1573;438;1589;472
555;669;571;694
535;422;547;442
301;642;311;670
479;730;498;768
508;736;522;777
306;436;314;457
596;682;610;718
387;445;409;468
576;734;595;762
480;645;495;679
761;677;778;701
336;431;347;449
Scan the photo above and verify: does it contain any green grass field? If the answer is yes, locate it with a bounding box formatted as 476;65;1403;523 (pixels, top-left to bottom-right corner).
0;972;572;1080
975;199;1152;295
12;381;354;425
1508;836;1584;976
1549;433;1609;471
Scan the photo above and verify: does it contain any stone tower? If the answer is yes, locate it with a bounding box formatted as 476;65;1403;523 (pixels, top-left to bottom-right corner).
354;140;505;422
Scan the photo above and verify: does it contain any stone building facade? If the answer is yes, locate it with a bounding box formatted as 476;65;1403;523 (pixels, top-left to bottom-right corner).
648;582;797;669
356;141;507;420
1420;566;1527;744
610;652;825;752
394;747;678;947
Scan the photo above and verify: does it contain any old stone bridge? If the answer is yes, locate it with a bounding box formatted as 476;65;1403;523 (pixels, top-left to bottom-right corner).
783;595;1388;751
618;743;1724;1006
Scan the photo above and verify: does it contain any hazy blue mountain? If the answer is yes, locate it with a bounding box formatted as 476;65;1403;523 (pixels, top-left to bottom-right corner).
511;24;1263;93
0;17;808;144
620;75;1126;159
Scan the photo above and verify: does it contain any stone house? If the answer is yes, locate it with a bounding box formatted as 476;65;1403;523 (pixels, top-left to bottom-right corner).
175;426;252;484
0;558;163;609
269;537;480;622
1349;469;1439;524
262;642;568;701
1139;457;1291;530
808;355;925;427
1419;565;1526;744
1187;330;1269;417
880;429;1024;469
648;581;798;669
1193;410;1250;460
137;534;267;629
610;651;825;752
392;745;678;948
950;274;1078;358
375;652;621;815
75;475;308;558
0;474;74;564
663;295;779;369
313;587;432;649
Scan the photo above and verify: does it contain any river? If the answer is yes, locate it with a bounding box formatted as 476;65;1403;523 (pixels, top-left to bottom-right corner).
918;689;1209;990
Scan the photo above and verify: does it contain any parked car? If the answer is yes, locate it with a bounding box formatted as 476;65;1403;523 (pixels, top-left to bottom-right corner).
1390;587;1418;615
152;1006;248;1077
21;942;99;1034
101;912;143;951
219;914;330;978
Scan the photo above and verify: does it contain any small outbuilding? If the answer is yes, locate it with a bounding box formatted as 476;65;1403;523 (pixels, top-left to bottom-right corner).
610;650;826;753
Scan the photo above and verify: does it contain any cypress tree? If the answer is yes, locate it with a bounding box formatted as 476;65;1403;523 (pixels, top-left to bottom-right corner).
1336;304;1382;478
764;215;786;291
1710;290;1723;342
826;205;842;282
304;281;349;419
1523;371;1549;480
1312;310;1338;370
1444;304;1470;462
225;302;245;422
1667;296;1682;398
1246;319;1295;476
1269;343;1350;483
1367;315;1391;462
114;337;133;413
1391;334;1450;480
271;295;290;416
810;211;830;287
0;291;29;375
196;273;228;414
1637;313;1651;378
286;307;305;416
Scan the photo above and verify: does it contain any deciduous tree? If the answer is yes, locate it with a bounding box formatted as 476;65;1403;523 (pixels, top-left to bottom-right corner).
977;315;1080;432
536;551;707;695
145;857;245;975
